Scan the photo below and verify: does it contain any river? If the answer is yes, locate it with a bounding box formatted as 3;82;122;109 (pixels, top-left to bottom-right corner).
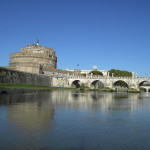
0;90;150;150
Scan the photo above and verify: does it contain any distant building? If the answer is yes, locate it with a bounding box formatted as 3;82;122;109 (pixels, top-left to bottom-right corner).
65;66;108;76
9;43;57;74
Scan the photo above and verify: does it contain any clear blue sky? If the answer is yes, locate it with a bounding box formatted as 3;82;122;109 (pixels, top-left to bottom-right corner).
0;0;150;76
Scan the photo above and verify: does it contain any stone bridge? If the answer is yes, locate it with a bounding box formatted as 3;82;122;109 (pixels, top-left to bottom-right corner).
140;86;150;92
67;76;150;90
1;67;150;91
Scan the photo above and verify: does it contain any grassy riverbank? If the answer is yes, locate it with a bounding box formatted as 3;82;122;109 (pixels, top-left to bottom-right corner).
0;83;69;94
0;83;52;89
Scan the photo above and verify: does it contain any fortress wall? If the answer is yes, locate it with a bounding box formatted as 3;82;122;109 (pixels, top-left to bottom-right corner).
0;67;52;86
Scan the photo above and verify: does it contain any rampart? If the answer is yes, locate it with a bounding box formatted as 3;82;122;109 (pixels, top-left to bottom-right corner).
0;67;52;86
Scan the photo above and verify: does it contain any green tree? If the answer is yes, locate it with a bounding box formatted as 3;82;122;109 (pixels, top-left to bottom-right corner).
89;71;103;76
109;69;132;77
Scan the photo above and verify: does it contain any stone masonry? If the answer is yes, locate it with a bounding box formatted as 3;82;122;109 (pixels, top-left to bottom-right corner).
0;67;52;86
9;44;57;74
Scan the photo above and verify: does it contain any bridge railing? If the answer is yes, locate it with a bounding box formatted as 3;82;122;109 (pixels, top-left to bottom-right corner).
67;76;150;79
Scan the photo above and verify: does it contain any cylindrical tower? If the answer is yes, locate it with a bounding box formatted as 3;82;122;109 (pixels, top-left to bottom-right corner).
9;44;57;74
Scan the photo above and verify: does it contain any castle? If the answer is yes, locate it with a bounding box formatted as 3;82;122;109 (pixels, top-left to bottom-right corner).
9;43;57;74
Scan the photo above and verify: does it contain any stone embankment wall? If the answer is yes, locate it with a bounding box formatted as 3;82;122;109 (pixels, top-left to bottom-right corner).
0;67;52;86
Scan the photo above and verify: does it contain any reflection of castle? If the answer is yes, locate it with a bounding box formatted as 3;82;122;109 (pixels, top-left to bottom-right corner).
6;93;54;134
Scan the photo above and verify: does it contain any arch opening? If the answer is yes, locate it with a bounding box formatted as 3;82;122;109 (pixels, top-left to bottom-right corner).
113;80;128;91
139;81;150;92
90;80;104;89
71;80;80;88
139;81;150;86
140;87;147;92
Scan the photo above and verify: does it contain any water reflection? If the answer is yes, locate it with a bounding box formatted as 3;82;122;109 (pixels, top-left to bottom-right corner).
1;91;150;113
49;90;145;111
0;93;54;133
1;91;150;150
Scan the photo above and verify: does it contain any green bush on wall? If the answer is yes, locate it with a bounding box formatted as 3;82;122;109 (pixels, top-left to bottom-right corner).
89;71;103;76
109;69;132;77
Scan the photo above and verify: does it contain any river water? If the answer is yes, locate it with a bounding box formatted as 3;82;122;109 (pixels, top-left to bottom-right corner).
0;90;150;150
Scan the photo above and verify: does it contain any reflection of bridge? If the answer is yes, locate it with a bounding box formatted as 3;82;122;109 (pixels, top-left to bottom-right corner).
140;86;150;92
67;76;150;91
50;90;142;111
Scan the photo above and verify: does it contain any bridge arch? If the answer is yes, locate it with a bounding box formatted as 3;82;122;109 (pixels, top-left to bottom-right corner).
113;80;129;88
139;80;150;86
140;86;150;92
71;80;81;88
90;80;104;89
139;80;150;92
